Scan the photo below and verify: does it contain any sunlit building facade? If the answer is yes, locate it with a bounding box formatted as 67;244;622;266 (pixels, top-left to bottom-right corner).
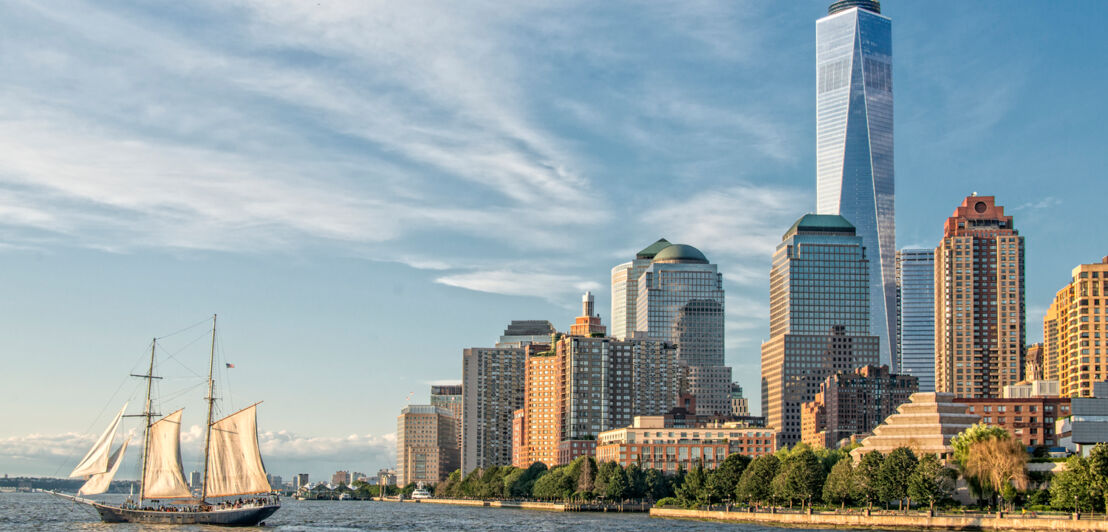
610;239;671;340
934;195;1025;398
816;0;895;368
1042;257;1108;397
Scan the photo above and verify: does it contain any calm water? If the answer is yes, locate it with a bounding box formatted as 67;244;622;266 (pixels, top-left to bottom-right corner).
0;492;869;531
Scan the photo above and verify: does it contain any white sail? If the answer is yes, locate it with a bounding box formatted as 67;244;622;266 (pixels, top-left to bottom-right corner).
142;409;192;499
204;404;271;497
78;436;129;495
69;403;128;478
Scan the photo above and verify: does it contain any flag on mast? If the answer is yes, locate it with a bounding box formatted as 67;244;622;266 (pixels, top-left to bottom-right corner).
225;363;235;369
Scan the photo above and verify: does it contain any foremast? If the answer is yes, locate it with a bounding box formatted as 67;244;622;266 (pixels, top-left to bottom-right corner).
201;314;217;503
127;339;161;501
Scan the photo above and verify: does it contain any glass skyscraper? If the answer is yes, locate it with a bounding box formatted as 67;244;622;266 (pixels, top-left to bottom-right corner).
635;243;731;416
816;0;895;368
896;249;935;392
761;214;879;447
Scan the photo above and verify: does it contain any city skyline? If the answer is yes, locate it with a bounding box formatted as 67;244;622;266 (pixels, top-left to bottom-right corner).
2;1;1106;479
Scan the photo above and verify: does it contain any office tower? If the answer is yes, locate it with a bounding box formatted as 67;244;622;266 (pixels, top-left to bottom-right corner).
636;243;731;415
189;471;201;490
934;195;1025;398
430;384;463;464
611;238;671;340
816;0;895;368
397;404;459;486
897;249;936;392
570;291;606;336
496;320;556;347
331;471;350;486
461;342;531;474
295;473;309;490
800;365;918;449
761;214;880;447
513;334;679;467
1043;257;1108;397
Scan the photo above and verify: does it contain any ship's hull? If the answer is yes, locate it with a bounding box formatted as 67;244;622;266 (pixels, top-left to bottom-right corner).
91;502;279;526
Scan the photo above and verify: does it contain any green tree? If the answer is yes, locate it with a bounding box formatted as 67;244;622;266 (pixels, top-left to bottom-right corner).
907;454;955;512
822;459;856;508
736;454;779;507
879;447;918;510
771;448;825;509
532;467;570;500
1050;455;1099;512
605;468;628;500
1087;443;1108;512
677;462;710;507
854;451;885;509
436;470;461;498
644;468;670;500
595;461;623;497
504;462;547;498
708;454;750;504
456;468;482;498
625;463;647;499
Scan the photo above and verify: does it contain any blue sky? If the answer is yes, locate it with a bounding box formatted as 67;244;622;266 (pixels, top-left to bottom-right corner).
1;1;1105;480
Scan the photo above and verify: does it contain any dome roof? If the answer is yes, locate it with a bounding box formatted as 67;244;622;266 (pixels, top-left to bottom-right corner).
653;244;708;264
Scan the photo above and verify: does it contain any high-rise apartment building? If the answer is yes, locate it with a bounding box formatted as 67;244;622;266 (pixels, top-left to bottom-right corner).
512;334;679;467
461;342;532;473
610;239;671;340
761;214;880;447
897;248;936;392
934;195;1025;398
1043;257;1108;397
397;404;459;486
816;0;895;368
636;243;731;415
1025;343;1045;381
430;384;463;464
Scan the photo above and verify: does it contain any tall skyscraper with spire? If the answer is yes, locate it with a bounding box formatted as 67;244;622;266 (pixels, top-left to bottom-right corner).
816;0;895;368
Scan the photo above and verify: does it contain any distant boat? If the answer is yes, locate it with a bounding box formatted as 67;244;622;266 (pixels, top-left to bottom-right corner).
53;315;280;526
411;485;432;500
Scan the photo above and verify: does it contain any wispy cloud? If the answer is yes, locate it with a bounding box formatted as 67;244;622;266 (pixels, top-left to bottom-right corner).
435;269;602;304
1015;197;1062;211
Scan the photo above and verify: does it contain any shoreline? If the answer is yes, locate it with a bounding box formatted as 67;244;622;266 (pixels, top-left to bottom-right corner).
650;507;1108;531
375;497;1108;530
373;497;649;513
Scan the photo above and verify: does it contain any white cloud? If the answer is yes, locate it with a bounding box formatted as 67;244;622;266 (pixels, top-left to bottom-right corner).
435;269;602;304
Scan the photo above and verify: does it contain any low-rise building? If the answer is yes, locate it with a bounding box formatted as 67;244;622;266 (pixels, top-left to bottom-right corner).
557;439;597;466
595;415;775;473
1069;381;1108;455
850;392;979;463
1002;380;1060;399
962;397;1070;448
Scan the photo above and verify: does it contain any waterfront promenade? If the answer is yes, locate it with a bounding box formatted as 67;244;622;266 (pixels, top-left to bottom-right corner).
377;497;650;513
651;507;1108;531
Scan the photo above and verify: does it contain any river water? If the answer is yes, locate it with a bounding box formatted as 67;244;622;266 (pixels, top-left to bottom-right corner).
0;493;865;531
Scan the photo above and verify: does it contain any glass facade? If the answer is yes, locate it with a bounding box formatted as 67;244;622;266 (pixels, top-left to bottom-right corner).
816;4;895;368
896;249;935;392
761;214;880;447
634;245;730;416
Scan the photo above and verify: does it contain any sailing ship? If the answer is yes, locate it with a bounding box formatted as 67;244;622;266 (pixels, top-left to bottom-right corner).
54;315;280;526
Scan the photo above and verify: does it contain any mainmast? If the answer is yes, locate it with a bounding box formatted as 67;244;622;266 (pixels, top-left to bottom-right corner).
200;314;217;502
127;338;161;501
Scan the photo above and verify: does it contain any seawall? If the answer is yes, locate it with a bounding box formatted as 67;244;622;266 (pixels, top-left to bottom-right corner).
377;497;648;512
650;507;1108;531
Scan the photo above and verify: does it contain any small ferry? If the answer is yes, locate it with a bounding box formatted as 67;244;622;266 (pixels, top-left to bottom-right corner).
410;485;432;499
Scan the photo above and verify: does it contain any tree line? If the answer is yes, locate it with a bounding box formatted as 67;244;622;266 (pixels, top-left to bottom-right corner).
424;424;1108;513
